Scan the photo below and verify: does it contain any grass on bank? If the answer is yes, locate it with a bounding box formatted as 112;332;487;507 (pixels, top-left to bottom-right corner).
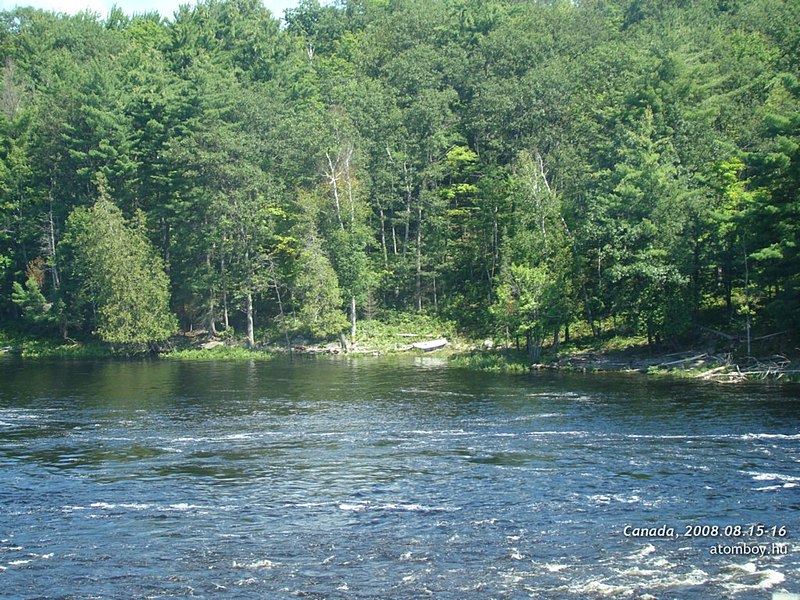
161;345;275;361
449;350;532;373
352;311;459;353
15;340;112;358
0;333;277;361
0;330;119;358
156;311;460;359
1;311;459;361
448;324;646;373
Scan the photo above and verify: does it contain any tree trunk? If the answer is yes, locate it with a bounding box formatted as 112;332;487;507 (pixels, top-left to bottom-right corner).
208;295;218;337
377;202;389;270
325;151;345;230
723;251;733;319
245;292;254;349
350;295;357;345
532;336;541;364
344;146;355;226
490;205;499;284
267;257;291;353
47;194;60;291
416;204;422;312
743;241;751;357
691;240;701;322
582;284;597;338
220;254;229;329
403;161;412;257
564;323;570;344
162;218;171;275
553;326;560;351
206;250;217;336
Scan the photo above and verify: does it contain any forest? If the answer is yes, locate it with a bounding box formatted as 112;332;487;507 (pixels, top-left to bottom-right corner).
0;0;797;357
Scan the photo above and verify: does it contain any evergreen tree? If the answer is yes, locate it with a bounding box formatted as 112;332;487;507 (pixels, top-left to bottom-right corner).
59;180;176;344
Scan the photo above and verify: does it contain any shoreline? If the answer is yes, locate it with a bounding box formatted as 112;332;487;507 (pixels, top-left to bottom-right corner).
2;335;797;384
451;347;799;384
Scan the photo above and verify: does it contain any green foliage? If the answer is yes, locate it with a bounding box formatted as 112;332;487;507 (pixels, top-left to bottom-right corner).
0;330;128;358
17;340;114;358
11;278;54;325
490;150;574;358
60;188;177;343
162;345;275;361
0;0;797;358
355;309;457;351
449;350;530;374
293;232;347;339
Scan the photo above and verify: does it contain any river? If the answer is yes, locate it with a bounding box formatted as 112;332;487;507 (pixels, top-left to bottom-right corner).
1;355;798;598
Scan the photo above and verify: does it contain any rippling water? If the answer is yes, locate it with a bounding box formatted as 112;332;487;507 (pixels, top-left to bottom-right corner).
1;355;798;598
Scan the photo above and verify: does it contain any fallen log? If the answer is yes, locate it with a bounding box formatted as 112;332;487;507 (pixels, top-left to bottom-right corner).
752;331;788;342
700;326;737;341
657;353;708;368
741;369;800;377
696;365;728;379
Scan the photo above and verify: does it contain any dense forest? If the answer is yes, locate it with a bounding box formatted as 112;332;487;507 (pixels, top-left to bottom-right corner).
0;0;797;356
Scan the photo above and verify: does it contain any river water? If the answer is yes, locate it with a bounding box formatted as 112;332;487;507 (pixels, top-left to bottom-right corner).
0;355;798;598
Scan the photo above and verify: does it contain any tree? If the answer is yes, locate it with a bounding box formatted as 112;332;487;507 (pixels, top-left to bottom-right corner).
11;258;55;328
746;73;800;331
319;119;374;344
216;175;286;349
293;229;347;340
0;60;34;311
59;181;176;344
491;150;572;360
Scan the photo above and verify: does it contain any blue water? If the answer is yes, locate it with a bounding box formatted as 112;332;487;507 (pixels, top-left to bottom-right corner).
1;356;798;598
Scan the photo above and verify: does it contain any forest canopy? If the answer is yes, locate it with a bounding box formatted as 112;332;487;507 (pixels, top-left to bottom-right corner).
0;0;797;351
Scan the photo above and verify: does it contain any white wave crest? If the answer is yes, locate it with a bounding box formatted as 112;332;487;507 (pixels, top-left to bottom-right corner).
339;502;455;513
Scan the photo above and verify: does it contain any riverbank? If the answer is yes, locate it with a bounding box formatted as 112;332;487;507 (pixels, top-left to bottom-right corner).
451;343;799;383
0;314;460;360
0;336;114;359
2;328;796;383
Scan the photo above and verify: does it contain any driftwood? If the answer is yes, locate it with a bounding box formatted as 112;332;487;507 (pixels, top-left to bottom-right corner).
695;355;796;383
696;365;728;379
657;353;708;368
700;326;737;341
752;331;789;342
